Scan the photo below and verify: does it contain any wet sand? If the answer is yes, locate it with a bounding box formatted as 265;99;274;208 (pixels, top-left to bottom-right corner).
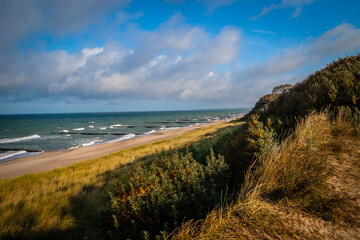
0;120;229;179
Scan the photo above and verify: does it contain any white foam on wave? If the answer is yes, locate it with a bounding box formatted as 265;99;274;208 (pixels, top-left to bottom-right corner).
73;128;85;131
108;123;123;129
82;140;97;147
69;138;103;149
99;127;107;130
89;125;94;128
62;130;69;133
145;130;157;135
111;133;136;142
0;134;40;144
161;127;180;131
188;123;201;127
0;151;27;161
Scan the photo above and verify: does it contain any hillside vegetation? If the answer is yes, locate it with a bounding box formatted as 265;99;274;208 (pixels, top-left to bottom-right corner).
0;122;241;239
172;54;360;239
246;54;360;131
0;54;359;240
104;54;360;239
173;110;360;239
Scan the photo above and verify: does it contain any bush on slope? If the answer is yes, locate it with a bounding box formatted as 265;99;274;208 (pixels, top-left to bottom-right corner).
246;54;360;131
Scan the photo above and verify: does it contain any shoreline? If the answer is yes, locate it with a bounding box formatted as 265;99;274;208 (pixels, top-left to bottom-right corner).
0;119;234;179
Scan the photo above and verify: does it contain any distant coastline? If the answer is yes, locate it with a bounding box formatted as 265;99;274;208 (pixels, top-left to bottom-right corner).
0;109;248;164
0;115;243;179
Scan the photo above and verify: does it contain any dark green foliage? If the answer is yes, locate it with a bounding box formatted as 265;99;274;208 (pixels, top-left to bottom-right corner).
186;125;243;165
219;114;279;189
178;124;258;192
252;93;277;113
104;54;360;239
106;150;228;239
228;55;360;222
272;84;293;95
247;54;360;134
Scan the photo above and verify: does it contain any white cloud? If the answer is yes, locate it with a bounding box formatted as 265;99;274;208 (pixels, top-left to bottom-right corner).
116;15;211;73
0;0;130;54
0;17;241;103
231;23;360;103
180;89;193;100
1;17;359;108
149;55;167;67
251;0;318;20
82;47;104;58
175;56;183;63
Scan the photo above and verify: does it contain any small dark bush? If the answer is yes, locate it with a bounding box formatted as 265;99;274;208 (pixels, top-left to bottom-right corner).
106;150;228;239
246;54;360;135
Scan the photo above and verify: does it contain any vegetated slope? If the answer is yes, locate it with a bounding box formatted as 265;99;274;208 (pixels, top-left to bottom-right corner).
102;122;249;239
0;122;240;240
246;54;360;130
104;55;360;239
172;54;360;239
1;55;359;240
173;111;360;239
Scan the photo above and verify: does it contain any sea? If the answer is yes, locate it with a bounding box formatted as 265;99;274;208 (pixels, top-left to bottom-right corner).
0;109;249;163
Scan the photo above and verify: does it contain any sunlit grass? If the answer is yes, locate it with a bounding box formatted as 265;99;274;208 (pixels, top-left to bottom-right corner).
172;112;360;239
0;122;240;238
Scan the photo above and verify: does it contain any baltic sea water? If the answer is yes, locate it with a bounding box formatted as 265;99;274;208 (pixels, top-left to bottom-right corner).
0;109;249;162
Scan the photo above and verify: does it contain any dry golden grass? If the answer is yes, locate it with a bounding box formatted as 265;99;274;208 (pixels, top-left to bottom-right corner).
243;112;332;201
0;122;239;238
172;112;360;240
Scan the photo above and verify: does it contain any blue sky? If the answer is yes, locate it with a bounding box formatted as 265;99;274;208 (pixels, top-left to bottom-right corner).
0;0;359;114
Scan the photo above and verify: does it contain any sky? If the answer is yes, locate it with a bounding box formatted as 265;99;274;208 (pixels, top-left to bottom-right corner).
0;0;359;114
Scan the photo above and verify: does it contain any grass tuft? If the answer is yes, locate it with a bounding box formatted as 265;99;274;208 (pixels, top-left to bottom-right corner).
173;111;360;239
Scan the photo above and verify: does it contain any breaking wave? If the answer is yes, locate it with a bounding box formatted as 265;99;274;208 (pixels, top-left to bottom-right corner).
0;134;40;144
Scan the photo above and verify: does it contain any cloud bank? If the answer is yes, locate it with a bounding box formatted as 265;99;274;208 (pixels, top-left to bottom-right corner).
0;0;359;111
0;0;130;54
0;17;241;103
232;23;360;102
1;20;359;107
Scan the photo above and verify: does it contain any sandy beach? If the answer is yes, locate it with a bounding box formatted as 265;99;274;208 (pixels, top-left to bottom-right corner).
0;120;228;179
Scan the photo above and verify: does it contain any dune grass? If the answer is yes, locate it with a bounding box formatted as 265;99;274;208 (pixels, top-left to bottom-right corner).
169;55;360;240
0;121;241;239
172;111;360;239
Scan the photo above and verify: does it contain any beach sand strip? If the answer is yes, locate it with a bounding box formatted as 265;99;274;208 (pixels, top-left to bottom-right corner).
0;120;230;179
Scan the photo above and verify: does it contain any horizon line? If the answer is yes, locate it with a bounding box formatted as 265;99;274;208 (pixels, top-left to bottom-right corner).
0;107;252;116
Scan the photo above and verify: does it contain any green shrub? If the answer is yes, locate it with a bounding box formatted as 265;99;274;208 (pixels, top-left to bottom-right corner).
246;114;277;155
106;150;228;239
105;54;360;239
246;54;360;134
214;115;278;189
